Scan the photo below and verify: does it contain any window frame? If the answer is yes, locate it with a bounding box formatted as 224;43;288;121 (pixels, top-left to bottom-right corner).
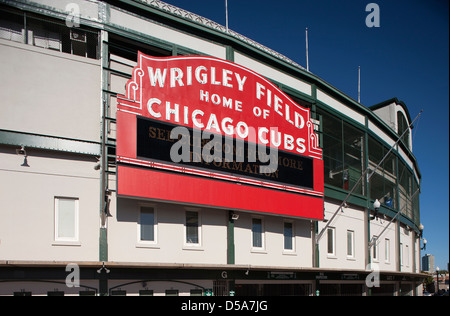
405;244;409;267
346;230;355;259
184;208;202;248
283;221;295;253
137;204;158;247
327;227;336;257
385;238;391;263
54;197;79;243
372;235;379;262
400;242;403;266
251;217;265;251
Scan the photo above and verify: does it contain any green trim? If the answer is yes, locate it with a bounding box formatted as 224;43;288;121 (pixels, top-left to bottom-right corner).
324;185;367;208
99;227;108;262
226;45;234;62
314;221;319;268
227;211;235;265
99;32;110;263
397;220;401;272
365;116;372;268
0;129;100;156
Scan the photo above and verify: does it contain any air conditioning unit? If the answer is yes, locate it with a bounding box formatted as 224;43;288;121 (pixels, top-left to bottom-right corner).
70;29;86;42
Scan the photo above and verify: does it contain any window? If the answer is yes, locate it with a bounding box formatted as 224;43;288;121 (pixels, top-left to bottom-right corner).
397;112;410;148
13;292;32;296
398;162;413;219
139;290;154;296
185;210;200;245
252;218;264;249
318;110;365;195
327;227;335;256
368;136;397;209
190;289;203;296
0;8;99;59
0;9;24;43
372;236;379;261
405;245;409;267
165;289;179;296
283;222;294;251
347;230;355;258
54;197;79;242
138;206;157;244
343;123;365;194
385;238;391;263
400;242;403;266
320;112;343;189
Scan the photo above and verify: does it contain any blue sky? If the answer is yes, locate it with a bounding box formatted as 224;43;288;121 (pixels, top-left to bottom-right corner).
162;0;449;270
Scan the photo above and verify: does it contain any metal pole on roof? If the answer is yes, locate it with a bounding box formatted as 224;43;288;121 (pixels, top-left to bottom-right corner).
225;0;229;32
358;66;361;103
306;28;309;71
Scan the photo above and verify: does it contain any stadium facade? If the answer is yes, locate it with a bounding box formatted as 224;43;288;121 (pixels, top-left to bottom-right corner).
0;0;425;296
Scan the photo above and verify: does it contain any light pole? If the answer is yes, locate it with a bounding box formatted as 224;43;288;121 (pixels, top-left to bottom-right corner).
370;199;381;220
436;266;440;295
419;223;424;238
420;238;427;250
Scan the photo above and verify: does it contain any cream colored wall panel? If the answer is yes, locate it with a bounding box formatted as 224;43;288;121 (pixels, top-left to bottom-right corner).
110;73;129;95
0;150;100;262
317;90;365;126
0;40;101;142
234;212;313;268
399;225;414;273
109;199;228;265
368;120;396;148
369;216;398;272
110;8;227;59
234;52;312;96
26;0;101;22
318;200;366;270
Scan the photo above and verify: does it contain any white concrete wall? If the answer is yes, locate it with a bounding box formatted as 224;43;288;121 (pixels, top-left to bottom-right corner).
234;212;313;268
0;39;101;142
108;199;228;265
318;200;366;270
399;224;414;273
369;215;398;271
372;101;396;131
0;147;100;262
234;52;312;97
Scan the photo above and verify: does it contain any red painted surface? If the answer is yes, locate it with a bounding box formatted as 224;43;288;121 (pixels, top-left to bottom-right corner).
118;165;324;220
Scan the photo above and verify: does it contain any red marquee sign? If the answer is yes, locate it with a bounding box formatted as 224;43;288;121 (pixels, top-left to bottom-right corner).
117;53;324;220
